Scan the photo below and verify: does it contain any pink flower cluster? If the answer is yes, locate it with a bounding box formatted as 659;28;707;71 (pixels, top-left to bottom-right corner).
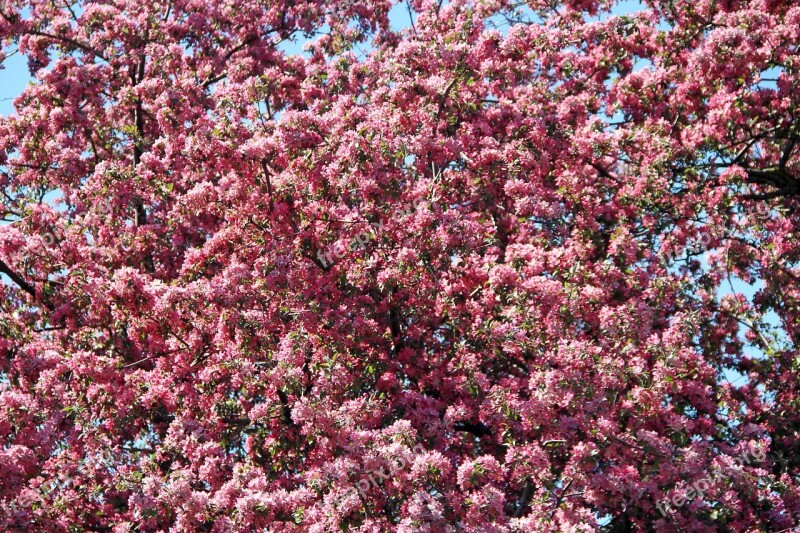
332;443;426;508
656;444;767;517
316;198;426;268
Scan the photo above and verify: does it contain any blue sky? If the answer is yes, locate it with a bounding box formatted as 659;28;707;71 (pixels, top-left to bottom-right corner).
0;49;29;116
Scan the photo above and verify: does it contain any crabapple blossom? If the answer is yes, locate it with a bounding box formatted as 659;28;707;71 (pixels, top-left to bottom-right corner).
0;0;799;531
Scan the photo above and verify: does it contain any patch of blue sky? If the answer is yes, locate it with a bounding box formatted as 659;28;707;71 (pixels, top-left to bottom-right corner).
389;0;416;32
274;27;322;58
0;49;32;116
755;65;783;91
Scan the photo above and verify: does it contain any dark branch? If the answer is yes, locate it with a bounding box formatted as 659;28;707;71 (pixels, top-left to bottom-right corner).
0;258;36;298
388;304;405;357
744;167;798;199
276;389;295;427
513;480;533;518
130;57;147;227
453;420;492;437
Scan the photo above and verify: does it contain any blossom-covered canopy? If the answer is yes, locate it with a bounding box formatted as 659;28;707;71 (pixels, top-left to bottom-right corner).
0;0;798;530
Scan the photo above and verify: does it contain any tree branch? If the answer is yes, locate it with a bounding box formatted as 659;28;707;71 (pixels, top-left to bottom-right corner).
0;11;107;61
0;258;36;298
276;389;295;427
513;480;533;518
453;420;492;437
130;57;148;228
